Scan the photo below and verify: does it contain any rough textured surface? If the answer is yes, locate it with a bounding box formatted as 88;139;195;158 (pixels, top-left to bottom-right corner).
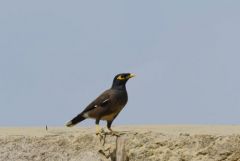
0;126;240;161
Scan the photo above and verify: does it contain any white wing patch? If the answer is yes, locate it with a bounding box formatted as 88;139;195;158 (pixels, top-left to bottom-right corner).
102;99;109;104
83;112;89;118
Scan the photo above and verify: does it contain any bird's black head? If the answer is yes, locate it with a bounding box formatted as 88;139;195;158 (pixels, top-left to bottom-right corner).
111;73;135;90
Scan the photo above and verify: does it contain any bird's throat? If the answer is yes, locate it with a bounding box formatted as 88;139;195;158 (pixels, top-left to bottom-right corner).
111;83;126;90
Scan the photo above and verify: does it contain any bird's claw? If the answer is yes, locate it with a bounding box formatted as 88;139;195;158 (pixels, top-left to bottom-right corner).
109;131;121;137
96;128;108;145
108;129;125;137
96;128;105;135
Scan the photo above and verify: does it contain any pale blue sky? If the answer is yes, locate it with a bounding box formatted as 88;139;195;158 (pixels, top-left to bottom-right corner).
1;1;240;126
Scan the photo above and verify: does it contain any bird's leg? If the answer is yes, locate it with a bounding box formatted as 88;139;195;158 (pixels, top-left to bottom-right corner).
95;120;108;145
96;124;102;134
95;119;104;135
107;121;120;137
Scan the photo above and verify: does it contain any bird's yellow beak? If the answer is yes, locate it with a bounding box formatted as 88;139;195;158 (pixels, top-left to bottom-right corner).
128;74;136;78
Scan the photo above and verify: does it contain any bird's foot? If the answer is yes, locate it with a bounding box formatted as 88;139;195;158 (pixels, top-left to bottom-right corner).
96;128;105;136
110;131;120;137
96;129;106;139
96;126;108;145
95;125;105;135
108;128;123;137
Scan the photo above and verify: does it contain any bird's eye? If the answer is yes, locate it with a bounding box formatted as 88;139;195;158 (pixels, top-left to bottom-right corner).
117;75;125;80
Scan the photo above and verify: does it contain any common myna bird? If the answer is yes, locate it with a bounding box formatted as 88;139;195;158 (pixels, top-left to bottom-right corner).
66;73;135;135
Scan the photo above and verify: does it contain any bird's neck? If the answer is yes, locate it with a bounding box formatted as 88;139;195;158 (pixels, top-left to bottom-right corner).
111;84;127;90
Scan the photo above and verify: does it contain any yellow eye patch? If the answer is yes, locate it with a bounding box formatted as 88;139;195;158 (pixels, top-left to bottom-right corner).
117;75;125;80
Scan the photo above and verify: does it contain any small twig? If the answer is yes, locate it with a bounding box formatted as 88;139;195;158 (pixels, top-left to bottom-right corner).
98;149;111;159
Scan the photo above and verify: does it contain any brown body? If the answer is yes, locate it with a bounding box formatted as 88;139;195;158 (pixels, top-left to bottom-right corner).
66;73;134;133
85;89;128;121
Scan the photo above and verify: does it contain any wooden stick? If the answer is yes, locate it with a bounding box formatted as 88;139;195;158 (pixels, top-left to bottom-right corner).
116;136;127;161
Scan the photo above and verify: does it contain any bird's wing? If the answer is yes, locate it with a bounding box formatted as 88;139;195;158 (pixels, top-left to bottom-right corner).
65;89;113;127
81;90;111;114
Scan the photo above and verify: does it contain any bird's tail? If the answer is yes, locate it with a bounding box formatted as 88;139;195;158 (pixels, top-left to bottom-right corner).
65;114;86;127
